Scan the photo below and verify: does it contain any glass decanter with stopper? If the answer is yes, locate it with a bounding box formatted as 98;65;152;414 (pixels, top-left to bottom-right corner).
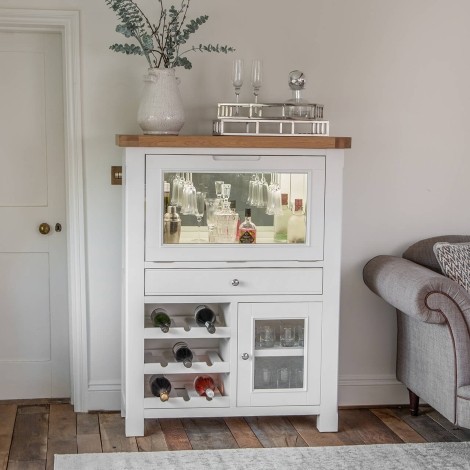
214;199;238;243
285;70;310;118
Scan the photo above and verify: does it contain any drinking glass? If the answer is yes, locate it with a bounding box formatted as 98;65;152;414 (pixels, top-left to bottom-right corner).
171;173;184;208
266;173;282;215
277;367;290;388
251;59;262;104
296;325;305;347
192;191;206;242
181;173;196;215
258;325;275;348
247;174;256;205
260;367;273;388
280;324;295;347
232;59;244;110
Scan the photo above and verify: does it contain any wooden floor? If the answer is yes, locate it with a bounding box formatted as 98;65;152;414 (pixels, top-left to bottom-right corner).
1;403;470;469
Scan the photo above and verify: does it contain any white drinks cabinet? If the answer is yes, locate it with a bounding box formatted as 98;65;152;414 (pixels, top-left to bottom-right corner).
118;135;351;437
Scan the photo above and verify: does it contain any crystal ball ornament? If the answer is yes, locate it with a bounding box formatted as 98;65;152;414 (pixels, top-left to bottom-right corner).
288;70;306;91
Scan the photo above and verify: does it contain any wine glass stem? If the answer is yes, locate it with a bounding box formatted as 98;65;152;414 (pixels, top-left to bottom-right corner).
235;92;240;116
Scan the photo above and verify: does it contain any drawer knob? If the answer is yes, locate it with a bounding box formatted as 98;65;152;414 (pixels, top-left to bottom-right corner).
241;353;249;360
232;279;240;286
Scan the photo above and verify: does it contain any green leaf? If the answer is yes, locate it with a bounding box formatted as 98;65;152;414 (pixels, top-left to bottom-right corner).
173;56;192;69
109;43;144;55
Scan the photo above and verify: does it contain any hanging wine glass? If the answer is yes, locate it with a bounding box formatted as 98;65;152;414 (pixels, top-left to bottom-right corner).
251;59;262;104
232;59;244;114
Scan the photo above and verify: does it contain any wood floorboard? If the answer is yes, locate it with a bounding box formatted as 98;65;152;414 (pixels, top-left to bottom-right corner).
159;419;192;451
136;419;168;452
7;460;46;470
76;413;102;454
182;418;239;450
0;404;16;470
427;410;470;441
288;415;347;446
370;408;427;444
5;403;470;469
224;417;263;448
394;408;460;442
98;413;138;453
245;416;308;447
340;409;404;445
9;406;49;462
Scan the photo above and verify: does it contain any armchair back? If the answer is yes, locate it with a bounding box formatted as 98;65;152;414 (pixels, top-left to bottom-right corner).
403;235;470;273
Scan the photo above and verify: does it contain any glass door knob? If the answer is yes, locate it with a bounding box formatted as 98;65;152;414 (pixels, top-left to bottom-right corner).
241;353;249;360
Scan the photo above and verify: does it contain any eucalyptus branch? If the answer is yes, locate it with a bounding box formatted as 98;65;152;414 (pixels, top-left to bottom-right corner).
105;0;235;69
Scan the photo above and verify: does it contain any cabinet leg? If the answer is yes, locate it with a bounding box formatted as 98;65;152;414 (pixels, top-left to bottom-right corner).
408;389;420;416
125;416;145;437
316;410;338;432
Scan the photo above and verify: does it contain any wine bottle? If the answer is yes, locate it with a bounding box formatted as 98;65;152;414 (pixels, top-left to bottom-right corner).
287;198;306;243
194;305;216;334
172;341;193;368
194;375;216;401
150;308;171;333
149;374;171;402
239;208;257;244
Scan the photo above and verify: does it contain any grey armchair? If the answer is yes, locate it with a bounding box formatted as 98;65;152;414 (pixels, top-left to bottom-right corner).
363;235;470;428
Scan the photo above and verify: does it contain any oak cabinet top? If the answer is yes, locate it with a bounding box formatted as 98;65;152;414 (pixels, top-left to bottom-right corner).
116;135;351;149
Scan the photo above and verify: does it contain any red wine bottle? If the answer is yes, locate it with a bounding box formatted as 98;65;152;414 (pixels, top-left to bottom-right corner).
172;341;193;368
149;375;171;402
194;305;216;334
194;375;216;400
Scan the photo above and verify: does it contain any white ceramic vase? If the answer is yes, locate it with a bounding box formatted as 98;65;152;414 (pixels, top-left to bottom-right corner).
137;68;185;135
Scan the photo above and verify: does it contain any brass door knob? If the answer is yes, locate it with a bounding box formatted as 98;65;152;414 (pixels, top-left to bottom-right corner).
39;223;51;235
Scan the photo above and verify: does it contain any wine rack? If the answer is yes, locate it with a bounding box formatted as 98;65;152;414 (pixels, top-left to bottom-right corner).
143;375;230;409
144;349;230;374
120;136;348;436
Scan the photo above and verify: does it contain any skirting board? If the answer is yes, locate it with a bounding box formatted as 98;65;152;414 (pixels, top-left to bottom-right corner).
339;374;409;406
86;375;409;411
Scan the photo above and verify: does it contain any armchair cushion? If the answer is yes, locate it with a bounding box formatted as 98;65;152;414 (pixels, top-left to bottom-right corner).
433;242;470;293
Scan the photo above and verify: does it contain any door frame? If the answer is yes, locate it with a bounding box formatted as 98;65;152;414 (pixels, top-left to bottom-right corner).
0;9;88;411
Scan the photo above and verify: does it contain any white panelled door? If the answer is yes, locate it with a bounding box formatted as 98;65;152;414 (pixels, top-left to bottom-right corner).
0;31;70;399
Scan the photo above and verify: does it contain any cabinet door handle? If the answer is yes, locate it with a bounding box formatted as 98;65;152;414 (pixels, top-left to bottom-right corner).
241;353;249;360
232;279;240;286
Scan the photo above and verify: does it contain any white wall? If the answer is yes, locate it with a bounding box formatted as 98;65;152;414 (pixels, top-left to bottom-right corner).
2;0;469;409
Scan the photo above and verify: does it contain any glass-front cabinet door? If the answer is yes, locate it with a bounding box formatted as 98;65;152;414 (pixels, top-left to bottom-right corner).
145;154;325;262
237;302;322;407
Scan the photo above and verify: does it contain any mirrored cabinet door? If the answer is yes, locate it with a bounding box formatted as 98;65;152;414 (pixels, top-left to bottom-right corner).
237;302;322;407
145;154;325;262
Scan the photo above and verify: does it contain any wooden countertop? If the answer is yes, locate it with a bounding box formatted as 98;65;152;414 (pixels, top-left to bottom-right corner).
116;135;351;149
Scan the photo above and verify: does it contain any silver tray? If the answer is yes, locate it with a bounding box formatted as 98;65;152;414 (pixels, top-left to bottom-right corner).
213;118;329;137
217;102;324;120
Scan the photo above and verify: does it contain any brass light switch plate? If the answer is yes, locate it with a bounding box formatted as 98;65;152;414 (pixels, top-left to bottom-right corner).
111;166;122;185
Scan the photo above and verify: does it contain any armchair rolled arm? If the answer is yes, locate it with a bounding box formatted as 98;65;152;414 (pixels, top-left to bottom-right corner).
363;255;470;324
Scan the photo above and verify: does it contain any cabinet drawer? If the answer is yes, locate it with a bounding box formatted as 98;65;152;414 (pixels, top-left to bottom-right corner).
145;268;322;295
